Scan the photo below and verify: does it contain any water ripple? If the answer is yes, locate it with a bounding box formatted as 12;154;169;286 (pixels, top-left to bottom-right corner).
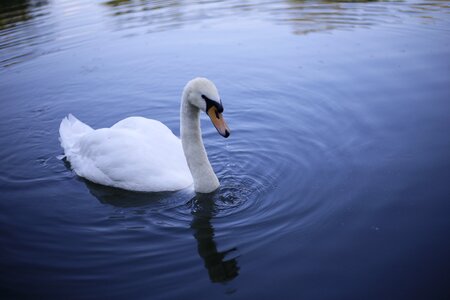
2;0;450;68
1;0;449;297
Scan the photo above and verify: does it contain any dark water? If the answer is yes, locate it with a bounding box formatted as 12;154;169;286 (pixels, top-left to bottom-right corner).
1;0;450;299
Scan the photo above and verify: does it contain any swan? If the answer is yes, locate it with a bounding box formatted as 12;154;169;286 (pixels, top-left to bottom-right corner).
59;77;230;193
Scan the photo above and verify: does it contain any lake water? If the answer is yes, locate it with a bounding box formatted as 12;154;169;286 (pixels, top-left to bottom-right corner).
1;0;450;299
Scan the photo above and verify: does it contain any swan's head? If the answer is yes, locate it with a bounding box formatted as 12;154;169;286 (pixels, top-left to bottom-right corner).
184;77;231;138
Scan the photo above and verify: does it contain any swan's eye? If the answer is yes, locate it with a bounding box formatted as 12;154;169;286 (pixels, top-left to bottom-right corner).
216;102;224;113
202;95;224;113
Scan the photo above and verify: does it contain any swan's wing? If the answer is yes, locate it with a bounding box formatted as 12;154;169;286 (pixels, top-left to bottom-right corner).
111;116;174;139
69;118;193;192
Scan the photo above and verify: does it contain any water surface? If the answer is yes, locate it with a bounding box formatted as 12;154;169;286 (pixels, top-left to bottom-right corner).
1;0;450;299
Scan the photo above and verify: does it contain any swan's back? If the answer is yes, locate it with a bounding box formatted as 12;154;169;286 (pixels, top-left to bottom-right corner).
59;114;193;192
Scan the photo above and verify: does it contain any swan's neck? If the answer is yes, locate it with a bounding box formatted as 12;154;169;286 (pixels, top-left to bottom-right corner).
181;99;219;193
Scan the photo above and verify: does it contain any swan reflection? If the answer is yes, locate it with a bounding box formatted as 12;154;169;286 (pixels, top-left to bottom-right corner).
189;193;239;283
83;181;239;283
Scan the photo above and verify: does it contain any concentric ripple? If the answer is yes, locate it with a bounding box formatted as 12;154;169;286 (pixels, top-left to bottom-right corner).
1;0;450;298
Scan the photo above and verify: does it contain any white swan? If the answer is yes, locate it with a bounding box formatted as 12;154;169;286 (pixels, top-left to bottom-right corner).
59;77;230;193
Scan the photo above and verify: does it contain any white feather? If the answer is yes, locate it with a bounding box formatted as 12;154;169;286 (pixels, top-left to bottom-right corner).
59;115;193;192
59;78;226;193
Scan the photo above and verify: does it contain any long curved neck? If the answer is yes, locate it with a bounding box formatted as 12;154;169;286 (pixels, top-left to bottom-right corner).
180;96;219;193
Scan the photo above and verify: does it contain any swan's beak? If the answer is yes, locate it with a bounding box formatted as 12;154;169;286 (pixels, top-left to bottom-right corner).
207;106;230;138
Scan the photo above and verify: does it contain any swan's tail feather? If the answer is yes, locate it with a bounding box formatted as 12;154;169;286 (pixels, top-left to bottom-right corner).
59;114;93;158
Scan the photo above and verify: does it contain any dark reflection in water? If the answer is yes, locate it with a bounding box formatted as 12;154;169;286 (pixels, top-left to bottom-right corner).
283;0;450;34
189;193;240;283
0;0;29;30
1;0;450;67
84;180;239;283
104;0;132;7
85;179;174;208
0;0;47;30
101;0;450;35
0;0;50;67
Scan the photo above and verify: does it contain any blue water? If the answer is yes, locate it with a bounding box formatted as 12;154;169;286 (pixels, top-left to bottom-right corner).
1;0;450;299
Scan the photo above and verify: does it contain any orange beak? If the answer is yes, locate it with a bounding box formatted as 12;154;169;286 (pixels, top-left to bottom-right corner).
207;106;230;138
